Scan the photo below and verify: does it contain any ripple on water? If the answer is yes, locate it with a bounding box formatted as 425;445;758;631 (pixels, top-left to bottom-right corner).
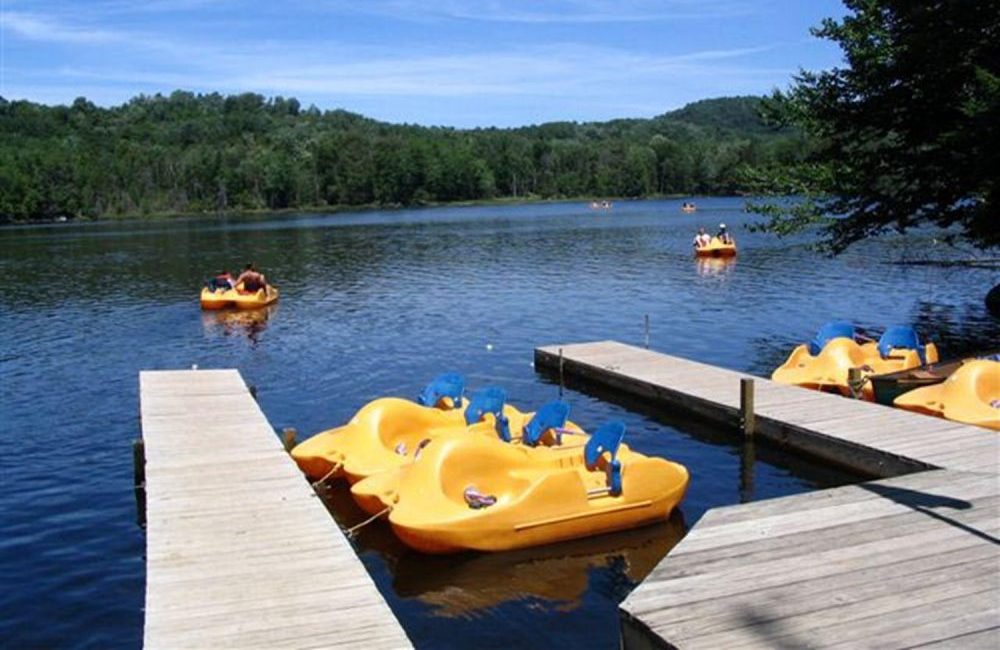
2;198;996;648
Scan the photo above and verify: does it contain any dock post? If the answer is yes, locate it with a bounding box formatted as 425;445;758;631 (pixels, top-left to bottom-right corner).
847;368;863;399
282;427;298;452
132;438;146;528
739;437;756;503
558;348;565;397
739;378;755;437
644;314;650;349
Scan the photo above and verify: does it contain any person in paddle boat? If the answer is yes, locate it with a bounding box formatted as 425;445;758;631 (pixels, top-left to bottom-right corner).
692;227;710;249
716;223;733;245
235;263;267;292
207;270;235;291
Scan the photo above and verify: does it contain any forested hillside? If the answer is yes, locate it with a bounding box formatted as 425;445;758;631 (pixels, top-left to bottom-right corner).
0;93;809;221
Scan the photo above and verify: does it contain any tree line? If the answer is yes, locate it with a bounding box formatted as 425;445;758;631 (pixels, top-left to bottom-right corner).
0;93;808;222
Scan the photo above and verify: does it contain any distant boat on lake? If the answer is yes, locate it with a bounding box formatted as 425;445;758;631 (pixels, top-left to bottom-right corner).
681;202;696;213
590;200;612;210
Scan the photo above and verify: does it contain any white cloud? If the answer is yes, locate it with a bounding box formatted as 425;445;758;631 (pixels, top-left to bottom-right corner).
41;41;785;103
1;1;825;126
0;11;122;44
319;0;759;24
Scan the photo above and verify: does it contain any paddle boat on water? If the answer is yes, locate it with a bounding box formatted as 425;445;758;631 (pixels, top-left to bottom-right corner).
772;322;938;400
694;236;736;257
681;202;697;213
869;350;999;406
354;421;689;554
351;399;596;515
290;374;586;484
893;359;1000;430
200;283;279;310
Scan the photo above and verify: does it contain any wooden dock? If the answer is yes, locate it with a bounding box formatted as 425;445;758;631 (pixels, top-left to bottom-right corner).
535;341;997;475
139;369;411;649
534;341;999;649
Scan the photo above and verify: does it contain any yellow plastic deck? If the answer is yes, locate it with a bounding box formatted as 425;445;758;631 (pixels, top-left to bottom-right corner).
139;369;411;649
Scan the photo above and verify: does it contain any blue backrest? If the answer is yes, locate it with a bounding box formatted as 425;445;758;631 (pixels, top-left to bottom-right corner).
522;401;570;447
878;326;925;363
417;372;465;409
808;321;855;355
585;421;626;469
464;386;511;441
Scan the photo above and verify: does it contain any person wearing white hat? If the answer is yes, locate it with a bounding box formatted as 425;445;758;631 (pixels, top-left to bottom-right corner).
716;223;733;244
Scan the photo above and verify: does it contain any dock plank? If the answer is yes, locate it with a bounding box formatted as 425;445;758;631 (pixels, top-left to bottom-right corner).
535;341;1000;649
140;369;411;649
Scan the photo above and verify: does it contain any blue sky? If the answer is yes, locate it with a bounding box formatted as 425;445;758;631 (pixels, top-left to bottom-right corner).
0;0;846;127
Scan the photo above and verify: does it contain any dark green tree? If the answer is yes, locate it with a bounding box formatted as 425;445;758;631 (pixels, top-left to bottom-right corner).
749;0;1000;251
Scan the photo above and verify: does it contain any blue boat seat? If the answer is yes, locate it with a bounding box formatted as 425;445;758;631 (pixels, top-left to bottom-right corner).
417;372;465;409
808;321;855;355
585;421;626;496
464;386;511;441
522;401;570;447
878;326;927;364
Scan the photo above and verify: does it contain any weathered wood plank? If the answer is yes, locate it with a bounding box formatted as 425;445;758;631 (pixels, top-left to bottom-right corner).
140;369;411;649
536;342;1000;649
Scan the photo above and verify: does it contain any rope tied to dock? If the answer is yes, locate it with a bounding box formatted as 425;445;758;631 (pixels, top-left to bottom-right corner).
311;461;343;488
345;506;392;538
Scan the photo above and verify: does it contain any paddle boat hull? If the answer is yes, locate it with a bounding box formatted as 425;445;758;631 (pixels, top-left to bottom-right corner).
351;426;600;516
772;338;938;400
893;359;1000;430
292;388;585;485
200;285;279;310
379;427;689;554
694;236;735;257
291;397;475;484
869;353;999;406
772;323;938;400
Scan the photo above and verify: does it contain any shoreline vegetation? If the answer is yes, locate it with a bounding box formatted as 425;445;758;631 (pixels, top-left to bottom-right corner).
3;192;727;226
0;92;806;225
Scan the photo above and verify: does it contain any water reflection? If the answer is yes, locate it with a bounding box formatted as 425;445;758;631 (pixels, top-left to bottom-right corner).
4;198;977;649
319;482;686;619
392;514;686;618
695;256;736;278
200;304;276;346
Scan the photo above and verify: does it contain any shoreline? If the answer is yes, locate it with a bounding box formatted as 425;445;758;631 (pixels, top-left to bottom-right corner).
0;193;726;227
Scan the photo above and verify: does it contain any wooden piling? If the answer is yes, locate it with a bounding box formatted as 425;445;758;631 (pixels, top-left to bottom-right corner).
558;347;565;397
282;427;297;452
847;367;863;399
132;438;146;527
530;341;999;650
739;377;755;437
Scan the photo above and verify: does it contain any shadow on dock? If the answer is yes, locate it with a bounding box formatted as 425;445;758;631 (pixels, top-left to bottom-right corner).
859;482;998;545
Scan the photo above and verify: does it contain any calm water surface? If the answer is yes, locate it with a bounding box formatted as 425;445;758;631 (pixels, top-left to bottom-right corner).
2;198;997;648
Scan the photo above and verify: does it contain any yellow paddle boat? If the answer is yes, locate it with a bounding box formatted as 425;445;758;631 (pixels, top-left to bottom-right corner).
894;359;1000;430
351;400;598;516
772;323;938;400
200;283;279;310
291;376;584;484
694;236;736;257
373;421;688;554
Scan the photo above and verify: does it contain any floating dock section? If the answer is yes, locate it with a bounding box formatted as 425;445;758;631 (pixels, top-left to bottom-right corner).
139;369;411;649
535;341;999;649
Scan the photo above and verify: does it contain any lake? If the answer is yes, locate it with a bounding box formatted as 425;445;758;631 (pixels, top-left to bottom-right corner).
2;197;997;648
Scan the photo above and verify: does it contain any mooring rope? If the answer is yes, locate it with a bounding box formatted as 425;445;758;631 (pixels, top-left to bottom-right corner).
345;506;392;537
311;461;343;488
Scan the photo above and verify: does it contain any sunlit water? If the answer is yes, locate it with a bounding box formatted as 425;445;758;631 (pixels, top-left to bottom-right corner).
2;198;997;648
